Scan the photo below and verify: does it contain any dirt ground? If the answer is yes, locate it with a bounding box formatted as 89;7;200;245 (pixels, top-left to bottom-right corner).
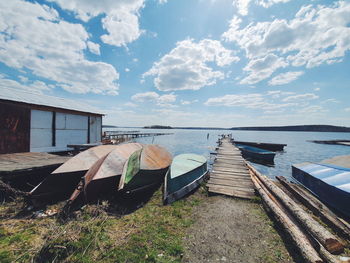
183;195;297;263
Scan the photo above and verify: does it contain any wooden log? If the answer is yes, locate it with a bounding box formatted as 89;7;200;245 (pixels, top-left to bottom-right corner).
277;176;350;241
318;242;344;263
251;174;323;263
0;179;29;198
247;164;344;254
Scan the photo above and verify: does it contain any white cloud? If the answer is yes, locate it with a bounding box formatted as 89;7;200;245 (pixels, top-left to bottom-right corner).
205;93;263;107
143;38;239;91
267;90;295;98
87;41;100;55
257;0;291;8
235;0;252;16
282;93;319;102
240;54;288;84
205;91;304;111
268;71;304;86
125;68;130;72
298;105;327;113
233;0;291;16
157;93;177;103
314;87;321;91
131;91;177;107
0;76;52;94
48;0;145;47
181;99;199;105
345;108;350;112
322;99;339;104
124;102;137;107
18;76;28;83
101;9;144;47
0;0;119;95
223;2;350;83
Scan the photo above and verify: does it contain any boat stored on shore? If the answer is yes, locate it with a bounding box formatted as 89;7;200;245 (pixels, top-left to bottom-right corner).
292;162;350;217
67;143;143;206
118;145;172;193
163;154;208;205
231;140;286;151
235;143;275;163
30;145;119;202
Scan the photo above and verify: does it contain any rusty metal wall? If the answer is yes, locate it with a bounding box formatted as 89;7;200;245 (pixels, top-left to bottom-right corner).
0;102;30;154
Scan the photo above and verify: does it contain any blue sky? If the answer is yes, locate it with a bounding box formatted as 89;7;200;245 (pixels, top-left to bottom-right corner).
0;0;349;127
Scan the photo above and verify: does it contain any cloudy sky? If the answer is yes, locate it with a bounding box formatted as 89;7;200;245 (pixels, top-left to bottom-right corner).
0;0;349;127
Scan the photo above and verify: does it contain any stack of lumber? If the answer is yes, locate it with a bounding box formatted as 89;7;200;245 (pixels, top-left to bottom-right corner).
248;163;350;263
207;137;254;199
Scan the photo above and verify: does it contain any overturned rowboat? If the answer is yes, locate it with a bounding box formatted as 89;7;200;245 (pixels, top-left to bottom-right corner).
67;143;143;207
118;145;172;193
292;162;350;217
163;154;208;205
30;145;126;202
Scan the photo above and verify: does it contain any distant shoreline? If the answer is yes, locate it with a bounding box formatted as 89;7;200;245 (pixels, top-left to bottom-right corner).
104;124;350;133
230;125;350;133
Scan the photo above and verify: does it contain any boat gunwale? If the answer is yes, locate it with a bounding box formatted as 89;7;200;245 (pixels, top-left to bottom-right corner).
163;163;208;205
235;144;275;155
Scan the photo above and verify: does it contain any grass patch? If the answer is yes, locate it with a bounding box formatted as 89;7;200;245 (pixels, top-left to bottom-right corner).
0;187;205;262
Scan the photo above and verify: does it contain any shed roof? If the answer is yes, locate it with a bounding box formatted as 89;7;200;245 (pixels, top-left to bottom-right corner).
0;87;104;115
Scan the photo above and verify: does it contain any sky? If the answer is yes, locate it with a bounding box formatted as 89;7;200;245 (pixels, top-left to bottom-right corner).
0;0;349;128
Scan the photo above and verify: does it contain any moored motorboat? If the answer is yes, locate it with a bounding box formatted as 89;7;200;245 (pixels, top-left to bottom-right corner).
30;145;119;202
292;162;350;217
66;143;143;207
118;145;172;193
232;140;286;151
163;154;208;205
235;143;275;163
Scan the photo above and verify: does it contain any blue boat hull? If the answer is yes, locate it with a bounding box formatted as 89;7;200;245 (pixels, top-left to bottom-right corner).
235;144;275;163
292;163;350;217
164;163;208;205
232;140;286;151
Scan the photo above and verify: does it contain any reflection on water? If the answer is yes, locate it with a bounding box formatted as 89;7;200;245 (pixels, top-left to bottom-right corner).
104;128;350;180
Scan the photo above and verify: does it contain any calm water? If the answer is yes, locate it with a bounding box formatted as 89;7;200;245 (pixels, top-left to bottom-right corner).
105;128;350;180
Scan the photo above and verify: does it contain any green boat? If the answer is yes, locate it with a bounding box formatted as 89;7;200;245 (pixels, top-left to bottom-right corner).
118;145;172;193
163;154;208;205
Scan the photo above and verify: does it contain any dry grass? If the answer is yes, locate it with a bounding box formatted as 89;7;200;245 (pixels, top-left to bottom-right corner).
0;186;206;263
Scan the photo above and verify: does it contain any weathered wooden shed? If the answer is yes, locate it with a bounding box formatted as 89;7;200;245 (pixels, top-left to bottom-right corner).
0;88;103;154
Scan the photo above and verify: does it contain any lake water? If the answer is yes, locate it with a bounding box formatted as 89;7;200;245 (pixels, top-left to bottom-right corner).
105;128;350;181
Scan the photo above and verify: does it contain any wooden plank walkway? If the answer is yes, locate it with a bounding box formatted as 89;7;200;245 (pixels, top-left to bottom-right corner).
207;137;255;199
0;152;70;179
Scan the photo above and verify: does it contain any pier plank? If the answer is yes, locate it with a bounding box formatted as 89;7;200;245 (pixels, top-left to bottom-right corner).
208;185;255;199
207;137;255;199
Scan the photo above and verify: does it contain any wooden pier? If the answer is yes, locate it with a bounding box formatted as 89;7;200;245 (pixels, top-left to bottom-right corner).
207;137;255;199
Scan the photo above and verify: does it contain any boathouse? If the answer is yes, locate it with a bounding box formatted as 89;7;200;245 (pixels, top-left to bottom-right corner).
0;88;103;154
